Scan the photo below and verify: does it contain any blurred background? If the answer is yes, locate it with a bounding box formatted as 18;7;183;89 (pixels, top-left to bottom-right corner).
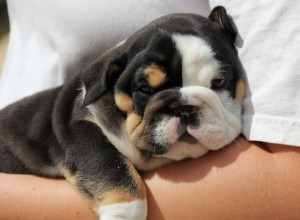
0;0;8;73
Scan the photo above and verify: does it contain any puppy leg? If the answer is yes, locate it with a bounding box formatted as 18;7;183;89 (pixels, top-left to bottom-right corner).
61;158;147;220
94;161;147;220
59;123;147;220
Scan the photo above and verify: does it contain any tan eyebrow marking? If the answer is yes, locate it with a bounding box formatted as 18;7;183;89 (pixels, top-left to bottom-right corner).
144;64;166;88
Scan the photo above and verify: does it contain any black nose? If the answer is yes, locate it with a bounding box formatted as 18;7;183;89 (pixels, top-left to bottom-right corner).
168;101;199;116
178;105;198;115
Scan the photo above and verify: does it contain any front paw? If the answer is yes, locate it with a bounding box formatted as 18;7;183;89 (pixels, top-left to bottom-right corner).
97;199;147;220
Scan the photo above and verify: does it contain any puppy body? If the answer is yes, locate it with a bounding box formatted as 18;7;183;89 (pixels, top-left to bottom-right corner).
0;7;244;219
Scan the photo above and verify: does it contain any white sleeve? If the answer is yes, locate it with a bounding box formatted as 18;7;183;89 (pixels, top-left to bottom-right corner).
209;1;300;146
0;0;210;109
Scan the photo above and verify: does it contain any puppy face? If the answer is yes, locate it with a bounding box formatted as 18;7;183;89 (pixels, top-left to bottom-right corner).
81;7;245;170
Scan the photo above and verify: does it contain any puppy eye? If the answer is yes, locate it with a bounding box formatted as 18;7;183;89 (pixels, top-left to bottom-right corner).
211;78;228;89
137;85;153;94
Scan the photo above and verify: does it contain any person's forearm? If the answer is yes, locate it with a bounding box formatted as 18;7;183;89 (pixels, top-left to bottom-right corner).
1;137;300;219
144;138;300;219
0;173;96;220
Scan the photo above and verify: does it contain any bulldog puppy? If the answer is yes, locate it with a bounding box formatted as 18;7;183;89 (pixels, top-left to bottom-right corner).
0;6;245;220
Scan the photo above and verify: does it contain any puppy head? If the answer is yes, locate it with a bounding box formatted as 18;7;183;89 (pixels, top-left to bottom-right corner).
81;6;245;170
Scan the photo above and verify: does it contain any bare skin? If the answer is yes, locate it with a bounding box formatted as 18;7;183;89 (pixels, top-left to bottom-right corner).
1;136;300;220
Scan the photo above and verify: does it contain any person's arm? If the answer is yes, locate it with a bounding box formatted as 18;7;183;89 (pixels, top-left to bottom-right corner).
144;137;300;219
0;173;96;220
1;137;300;220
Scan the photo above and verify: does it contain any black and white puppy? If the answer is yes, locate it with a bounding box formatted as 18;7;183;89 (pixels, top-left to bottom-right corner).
0;6;245;219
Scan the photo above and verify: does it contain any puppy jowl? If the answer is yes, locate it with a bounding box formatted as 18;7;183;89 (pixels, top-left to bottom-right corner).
0;6;244;220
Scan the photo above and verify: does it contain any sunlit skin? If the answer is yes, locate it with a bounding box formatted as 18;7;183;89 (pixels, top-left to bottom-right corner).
1;136;300;220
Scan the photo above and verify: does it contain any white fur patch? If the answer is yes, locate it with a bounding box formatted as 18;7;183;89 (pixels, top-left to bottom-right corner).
97;199;147;220
172;34;221;88
152;116;180;147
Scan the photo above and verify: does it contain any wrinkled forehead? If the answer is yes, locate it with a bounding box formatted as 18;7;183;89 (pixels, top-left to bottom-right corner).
123;13;239;87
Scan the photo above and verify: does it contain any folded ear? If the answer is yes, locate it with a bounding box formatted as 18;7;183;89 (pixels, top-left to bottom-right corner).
209;6;237;43
81;49;127;106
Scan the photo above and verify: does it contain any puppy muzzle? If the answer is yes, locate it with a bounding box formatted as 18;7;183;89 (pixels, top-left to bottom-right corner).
135;88;201;155
134;86;241;160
